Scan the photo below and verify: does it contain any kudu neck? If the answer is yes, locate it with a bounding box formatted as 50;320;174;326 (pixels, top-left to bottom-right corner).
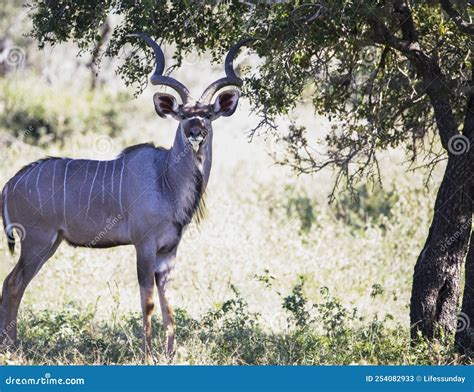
167;124;212;189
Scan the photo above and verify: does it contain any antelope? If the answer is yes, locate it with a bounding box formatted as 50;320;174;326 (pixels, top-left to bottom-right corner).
0;34;250;363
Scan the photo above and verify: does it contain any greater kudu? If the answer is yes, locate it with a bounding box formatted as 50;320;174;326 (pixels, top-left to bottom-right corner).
0;34;249;362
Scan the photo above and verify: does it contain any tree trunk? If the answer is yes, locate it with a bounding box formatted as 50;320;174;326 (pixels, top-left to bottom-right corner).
369;0;474;348
454;72;474;355
410;154;473;341
455;230;474;355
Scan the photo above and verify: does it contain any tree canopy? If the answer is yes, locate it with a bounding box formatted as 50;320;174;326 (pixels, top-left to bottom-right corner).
28;0;474;190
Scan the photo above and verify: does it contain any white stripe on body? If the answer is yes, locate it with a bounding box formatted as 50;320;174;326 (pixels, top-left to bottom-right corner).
86;161;101;219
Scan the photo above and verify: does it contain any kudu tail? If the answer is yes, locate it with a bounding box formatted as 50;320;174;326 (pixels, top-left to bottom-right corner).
1;183;15;255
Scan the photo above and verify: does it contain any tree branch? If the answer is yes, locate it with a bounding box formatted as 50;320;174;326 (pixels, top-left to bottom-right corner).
366;14;415;55
366;2;459;151
439;0;474;35
393;0;419;42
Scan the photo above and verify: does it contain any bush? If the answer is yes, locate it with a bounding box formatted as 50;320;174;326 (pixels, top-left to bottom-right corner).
7;280;467;365
0;77;130;145
333;183;398;230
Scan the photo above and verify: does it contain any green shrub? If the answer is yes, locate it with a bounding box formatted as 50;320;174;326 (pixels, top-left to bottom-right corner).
285;193;316;233
0;77;130;145
9;281;469;365
334;183;398;230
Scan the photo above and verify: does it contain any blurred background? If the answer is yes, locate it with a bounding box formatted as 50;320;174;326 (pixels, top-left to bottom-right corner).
0;1;448;364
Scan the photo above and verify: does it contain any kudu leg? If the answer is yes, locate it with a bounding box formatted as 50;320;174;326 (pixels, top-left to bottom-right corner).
0;229;61;347
136;245;157;364
155;253;176;358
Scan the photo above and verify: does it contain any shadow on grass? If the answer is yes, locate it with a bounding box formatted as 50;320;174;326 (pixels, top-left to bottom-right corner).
8;282;467;365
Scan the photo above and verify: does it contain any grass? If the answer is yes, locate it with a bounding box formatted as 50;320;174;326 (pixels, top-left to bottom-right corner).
6;281;464;365
0;64;463;365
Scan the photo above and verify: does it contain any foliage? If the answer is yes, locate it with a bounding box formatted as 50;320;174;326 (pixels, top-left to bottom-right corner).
0;78;130;144
5;281;467;365
282;276;312;327
334;183;398;230
27;0;473;190
273;182;397;236
284;186;316;233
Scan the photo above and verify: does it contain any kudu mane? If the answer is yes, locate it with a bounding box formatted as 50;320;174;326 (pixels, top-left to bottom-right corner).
119;142;206;227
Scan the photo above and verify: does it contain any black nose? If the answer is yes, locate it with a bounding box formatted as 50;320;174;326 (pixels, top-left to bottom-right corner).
189;127;201;138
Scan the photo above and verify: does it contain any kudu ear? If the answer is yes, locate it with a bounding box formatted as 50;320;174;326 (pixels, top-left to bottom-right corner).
212;90;240;118
153;93;180;119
